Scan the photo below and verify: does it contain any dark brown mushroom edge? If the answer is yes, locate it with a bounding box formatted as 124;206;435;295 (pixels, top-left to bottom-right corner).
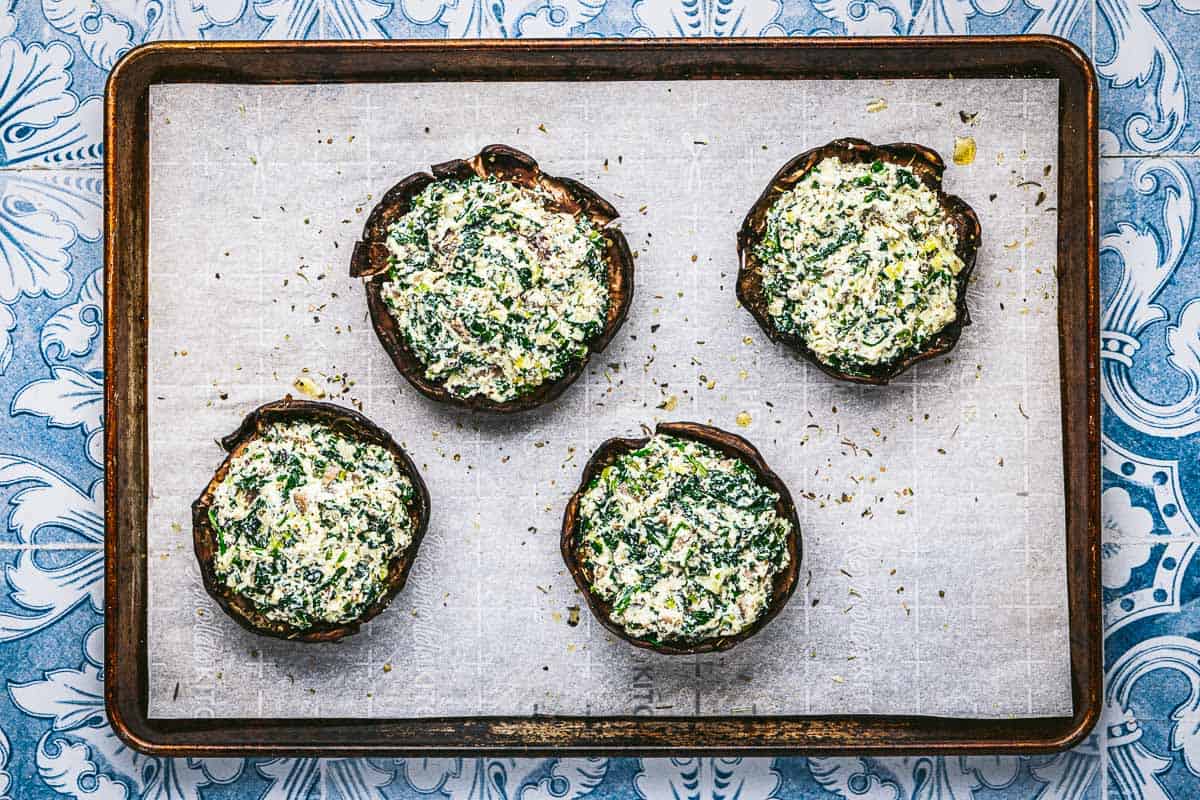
737;137;982;385
350;144;634;412
192;396;431;642
561;422;802;655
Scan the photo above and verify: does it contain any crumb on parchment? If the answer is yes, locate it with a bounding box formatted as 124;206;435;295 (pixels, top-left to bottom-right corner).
953;136;976;165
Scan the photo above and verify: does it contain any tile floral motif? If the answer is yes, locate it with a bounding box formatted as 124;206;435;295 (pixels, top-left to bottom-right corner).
0;0;1197;794
0;41;100;169
1095;0;1200;154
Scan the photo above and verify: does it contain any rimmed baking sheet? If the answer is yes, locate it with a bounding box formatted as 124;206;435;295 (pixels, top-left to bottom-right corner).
106;38;1101;756
144;77;1070;720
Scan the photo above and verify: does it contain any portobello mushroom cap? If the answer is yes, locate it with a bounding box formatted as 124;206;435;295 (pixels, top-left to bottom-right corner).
192;396;431;642
560;421;802;655
736;137;982;385
350;144;635;412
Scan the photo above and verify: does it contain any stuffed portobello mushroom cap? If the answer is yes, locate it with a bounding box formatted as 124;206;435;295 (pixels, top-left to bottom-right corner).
737;138;982;385
351;144;634;412
561;422;802;655
192;396;430;642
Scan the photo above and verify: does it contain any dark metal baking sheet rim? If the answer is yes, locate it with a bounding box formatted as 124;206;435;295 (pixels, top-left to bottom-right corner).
104;36;1101;757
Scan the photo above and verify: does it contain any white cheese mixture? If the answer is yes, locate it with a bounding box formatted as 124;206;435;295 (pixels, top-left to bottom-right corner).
208;420;415;629
577;434;792;643
754;156;966;373
381;176;610;403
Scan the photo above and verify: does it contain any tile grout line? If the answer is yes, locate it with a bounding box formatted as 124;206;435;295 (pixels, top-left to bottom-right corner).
1100;153;1200;159
0;543;104;550
0;165;104;174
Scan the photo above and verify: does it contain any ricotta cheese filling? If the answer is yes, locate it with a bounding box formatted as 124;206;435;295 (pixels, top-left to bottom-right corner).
753;156;966;372
208;420;416;629
577;434;792;643
381;176;611;403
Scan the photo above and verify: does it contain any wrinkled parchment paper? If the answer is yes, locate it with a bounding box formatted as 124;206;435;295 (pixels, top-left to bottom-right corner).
146;79;1070;719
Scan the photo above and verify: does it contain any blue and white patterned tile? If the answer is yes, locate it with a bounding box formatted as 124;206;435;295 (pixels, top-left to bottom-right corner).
0;548;101;800
793;755;1096;798
570;0;1092;46
0;169;102;517
0;22;103;169
381;0;607;37
1095;0;1200;155
0;434;102;634
0;590;258;800
1100;156;1200;491
1102;543;1200;800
